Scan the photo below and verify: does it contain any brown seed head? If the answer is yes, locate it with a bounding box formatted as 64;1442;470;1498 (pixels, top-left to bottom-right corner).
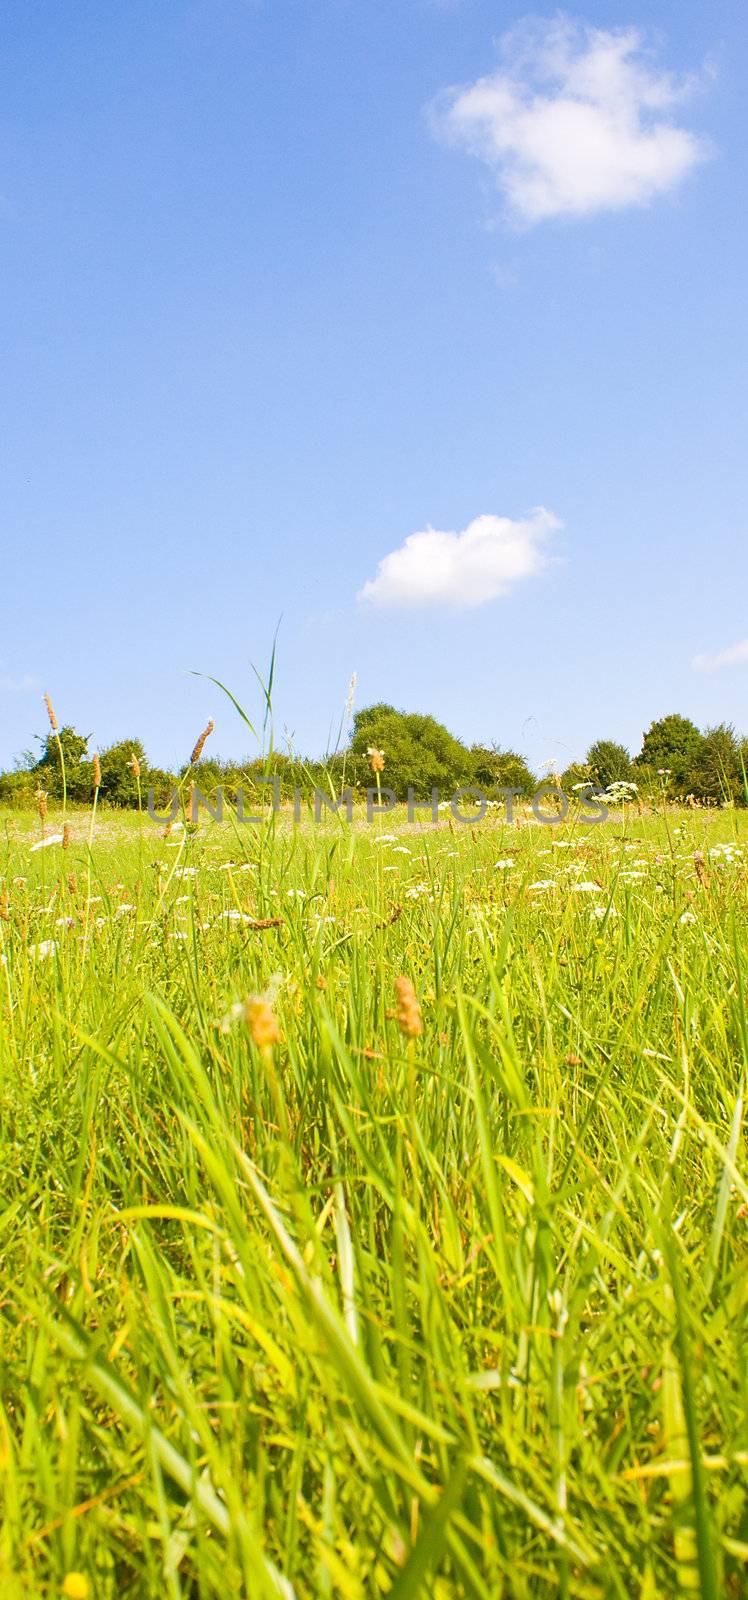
62;823;71;850
394;975;422;1039
0;887;9;922
92;754;101;789
36;788;48;822
190;719;215;766
129;753;141;780
367;746;385;774
694;853;710;889
245;998;281;1049
43;694;58;731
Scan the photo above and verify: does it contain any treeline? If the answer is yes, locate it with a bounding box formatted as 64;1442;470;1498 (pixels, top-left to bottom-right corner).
0;705;746;809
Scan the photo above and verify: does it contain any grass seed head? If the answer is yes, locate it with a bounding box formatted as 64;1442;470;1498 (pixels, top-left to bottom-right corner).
92;754;101;789
63;823;71;850
129;752;141;780
394;975;422;1038
245;998;281;1049
43;693;58;731
190;718;215;766
367;746;385;774
36;788;47;822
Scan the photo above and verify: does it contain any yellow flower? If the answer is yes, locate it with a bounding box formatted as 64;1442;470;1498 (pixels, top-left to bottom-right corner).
62;1575;90;1600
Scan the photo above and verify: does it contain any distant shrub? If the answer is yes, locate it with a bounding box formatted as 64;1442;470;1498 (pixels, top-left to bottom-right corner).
98;740;148;807
0;770;38;809
586;740;633;789
34;725;92;802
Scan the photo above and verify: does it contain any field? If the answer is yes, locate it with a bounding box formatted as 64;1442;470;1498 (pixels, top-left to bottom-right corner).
0;801;746;1598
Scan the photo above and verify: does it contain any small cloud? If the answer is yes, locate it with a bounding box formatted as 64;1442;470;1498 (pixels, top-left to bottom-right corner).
433;16;712;224
358;508;560;611
0;672;40;692
693;639;748;673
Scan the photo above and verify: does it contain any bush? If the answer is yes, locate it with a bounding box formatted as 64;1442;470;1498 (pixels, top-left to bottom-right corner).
685;724;743;805
0;770;39;809
350;705;469;800
470;745;536;796
586;740;633;789
635;714;704;794
34;725;92;802
98;740;148;807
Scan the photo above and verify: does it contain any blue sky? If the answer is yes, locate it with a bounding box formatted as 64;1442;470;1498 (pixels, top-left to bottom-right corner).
1;1;746;774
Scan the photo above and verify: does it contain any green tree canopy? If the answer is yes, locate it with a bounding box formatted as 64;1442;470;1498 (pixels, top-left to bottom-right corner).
469;745;536;796
35;725;91;801
635;713;704;792
685;723;743;804
586;740;633;789
98;739;148;807
351;705;469;799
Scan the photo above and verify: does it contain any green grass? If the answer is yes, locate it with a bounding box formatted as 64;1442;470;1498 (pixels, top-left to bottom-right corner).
0;802;746;1598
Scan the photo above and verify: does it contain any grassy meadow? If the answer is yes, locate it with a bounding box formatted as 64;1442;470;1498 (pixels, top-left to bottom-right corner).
0;799;746;1598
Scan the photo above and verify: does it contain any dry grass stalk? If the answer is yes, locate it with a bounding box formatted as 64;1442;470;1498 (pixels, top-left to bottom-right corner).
190;719;215;766
694;853;710;890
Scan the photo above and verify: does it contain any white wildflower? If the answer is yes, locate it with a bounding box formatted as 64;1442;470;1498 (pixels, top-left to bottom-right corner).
29;939;58;960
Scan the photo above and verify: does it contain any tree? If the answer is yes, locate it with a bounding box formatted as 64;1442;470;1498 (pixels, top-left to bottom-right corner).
635;714;704;793
586;740;633;789
0;769;38;808
560;761;593;793
35;725;92;801
350;705;469;799
98;739;148;807
470;745;536;796
685;724;742;804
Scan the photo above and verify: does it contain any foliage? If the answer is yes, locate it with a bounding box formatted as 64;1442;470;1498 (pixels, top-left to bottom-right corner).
586;738;633;789
469;745;537;795
0;768;39;809
34;725;92;802
560;760;593;792
98;738;148;807
0;805;745;1597
636;713;705;793
685;723;744;804
2;705;748;811
350;704;475;799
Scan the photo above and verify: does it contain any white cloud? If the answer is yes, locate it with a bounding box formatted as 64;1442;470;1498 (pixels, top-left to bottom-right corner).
435;17;711;223
693;639;748;673
357;508;560;610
